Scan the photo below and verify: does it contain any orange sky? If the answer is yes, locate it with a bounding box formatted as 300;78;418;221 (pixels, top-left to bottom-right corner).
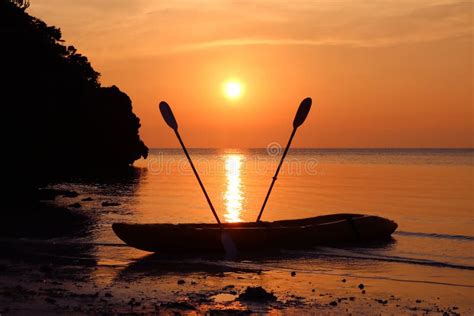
30;1;473;148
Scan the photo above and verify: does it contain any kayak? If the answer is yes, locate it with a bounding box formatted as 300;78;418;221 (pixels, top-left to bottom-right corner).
112;213;398;253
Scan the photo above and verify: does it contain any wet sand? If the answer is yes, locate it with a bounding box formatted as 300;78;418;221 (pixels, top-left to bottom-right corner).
0;240;469;315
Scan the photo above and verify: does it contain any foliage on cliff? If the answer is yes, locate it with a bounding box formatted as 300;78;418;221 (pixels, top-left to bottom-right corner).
1;0;148;179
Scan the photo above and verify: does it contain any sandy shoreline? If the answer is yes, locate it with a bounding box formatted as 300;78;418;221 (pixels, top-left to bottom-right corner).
0;195;471;315
0;239;470;315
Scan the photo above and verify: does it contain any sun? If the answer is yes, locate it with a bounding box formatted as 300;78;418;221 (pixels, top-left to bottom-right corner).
223;80;244;100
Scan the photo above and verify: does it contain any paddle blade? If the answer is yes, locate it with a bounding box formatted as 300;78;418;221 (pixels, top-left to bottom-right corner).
293;97;312;129
159;101;178;130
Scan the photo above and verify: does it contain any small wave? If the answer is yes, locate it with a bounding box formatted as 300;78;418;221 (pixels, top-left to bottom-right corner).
313;247;474;271
86;242;130;247
0;237;129;248
395;231;474;241
2;238;473;271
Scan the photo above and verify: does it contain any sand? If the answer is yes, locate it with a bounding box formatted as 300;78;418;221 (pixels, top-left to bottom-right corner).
0;240;468;315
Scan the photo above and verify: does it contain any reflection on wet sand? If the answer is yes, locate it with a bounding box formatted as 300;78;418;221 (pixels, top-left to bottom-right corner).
114;253;259;282
113;239;397;282
223;154;244;222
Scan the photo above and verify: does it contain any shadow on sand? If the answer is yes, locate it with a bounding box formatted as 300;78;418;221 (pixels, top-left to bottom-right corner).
114;238;397;281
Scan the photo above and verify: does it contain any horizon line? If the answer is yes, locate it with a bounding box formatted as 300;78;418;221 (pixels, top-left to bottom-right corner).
148;147;474;150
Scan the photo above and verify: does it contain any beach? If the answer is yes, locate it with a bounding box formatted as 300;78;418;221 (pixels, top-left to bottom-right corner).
1;239;470;315
1;149;472;314
3;0;472;313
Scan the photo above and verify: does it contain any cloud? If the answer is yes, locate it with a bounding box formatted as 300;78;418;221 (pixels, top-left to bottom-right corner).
172;1;473;52
29;0;473;58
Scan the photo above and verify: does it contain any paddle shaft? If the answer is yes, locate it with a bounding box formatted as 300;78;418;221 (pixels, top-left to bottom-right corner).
256;127;297;222
174;130;222;225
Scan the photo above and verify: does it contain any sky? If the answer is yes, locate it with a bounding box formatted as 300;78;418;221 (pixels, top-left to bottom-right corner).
30;0;473;148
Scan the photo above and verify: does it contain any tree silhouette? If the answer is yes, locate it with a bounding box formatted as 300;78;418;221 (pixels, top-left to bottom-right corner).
10;0;28;9
1;0;148;204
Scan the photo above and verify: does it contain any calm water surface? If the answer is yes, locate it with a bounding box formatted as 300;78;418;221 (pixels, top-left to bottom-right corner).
48;149;473;292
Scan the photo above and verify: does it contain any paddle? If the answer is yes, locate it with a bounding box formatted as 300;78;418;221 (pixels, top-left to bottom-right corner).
256;97;312;222
159;101;237;256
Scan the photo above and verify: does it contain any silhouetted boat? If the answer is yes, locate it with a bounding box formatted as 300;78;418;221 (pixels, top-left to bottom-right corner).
112;213;398;253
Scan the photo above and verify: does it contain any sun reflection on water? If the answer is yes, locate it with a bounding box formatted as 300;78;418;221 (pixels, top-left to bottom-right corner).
223;154;244;222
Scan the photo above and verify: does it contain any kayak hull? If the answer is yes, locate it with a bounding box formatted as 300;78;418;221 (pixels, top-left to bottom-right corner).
112;213;398;253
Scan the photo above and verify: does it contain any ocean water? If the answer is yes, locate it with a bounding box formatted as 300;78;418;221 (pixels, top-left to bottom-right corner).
47;148;473;291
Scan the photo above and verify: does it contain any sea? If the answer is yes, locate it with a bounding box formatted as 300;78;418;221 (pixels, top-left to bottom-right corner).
44;148;473;292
